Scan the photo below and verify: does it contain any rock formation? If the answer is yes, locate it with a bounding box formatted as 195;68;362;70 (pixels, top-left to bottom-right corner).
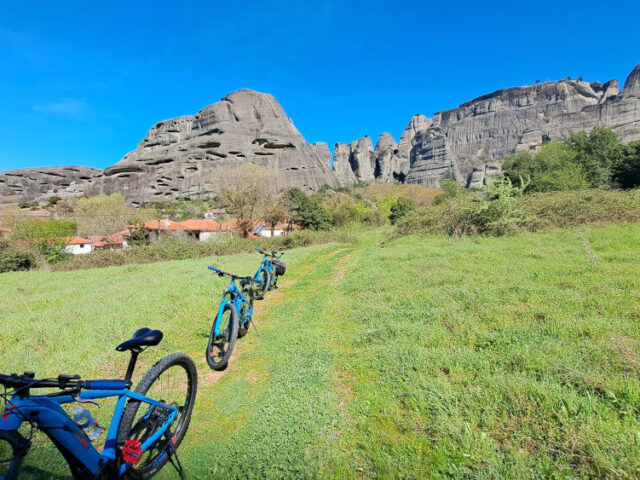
2;64;640;204
0;167;102;204
403;65;640;187
1;90;339;206
334;64;640;189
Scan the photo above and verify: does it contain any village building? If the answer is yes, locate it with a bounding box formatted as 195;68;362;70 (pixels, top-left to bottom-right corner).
63;236;93;255
180;219;222;241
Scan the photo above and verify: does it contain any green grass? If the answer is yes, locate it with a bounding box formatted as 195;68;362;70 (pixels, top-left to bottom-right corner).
1;224;639;478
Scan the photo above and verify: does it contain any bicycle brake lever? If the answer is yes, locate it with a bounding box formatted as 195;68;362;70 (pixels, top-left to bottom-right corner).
73;394;100;408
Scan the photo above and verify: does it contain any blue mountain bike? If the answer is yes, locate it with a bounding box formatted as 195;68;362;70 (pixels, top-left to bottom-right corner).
253;249;286;300
206;266;256;371
0;328;197;480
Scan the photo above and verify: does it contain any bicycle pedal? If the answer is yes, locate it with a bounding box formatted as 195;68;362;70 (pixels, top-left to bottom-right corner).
122;439;142;464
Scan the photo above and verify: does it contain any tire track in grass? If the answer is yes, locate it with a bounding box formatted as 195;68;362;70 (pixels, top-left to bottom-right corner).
174;244;354;465
195;246;351;388
183;246;358;479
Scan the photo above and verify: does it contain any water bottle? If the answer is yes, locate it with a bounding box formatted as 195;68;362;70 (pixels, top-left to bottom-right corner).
72;407;104;441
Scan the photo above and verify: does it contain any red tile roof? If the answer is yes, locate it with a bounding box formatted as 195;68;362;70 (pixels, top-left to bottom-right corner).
132;220;186;231
0;227;10;233
180;219;221;232
68;236;90;245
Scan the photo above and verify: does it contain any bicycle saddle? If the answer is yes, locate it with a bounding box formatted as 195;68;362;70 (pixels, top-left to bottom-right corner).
116;327;163;352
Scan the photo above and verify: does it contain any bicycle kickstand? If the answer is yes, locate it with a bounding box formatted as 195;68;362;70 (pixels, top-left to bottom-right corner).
165;434;187;480
250;318;261;339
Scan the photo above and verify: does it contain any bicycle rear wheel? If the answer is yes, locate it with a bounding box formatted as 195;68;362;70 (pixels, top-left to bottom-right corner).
206;303;239;370
117;353;197;479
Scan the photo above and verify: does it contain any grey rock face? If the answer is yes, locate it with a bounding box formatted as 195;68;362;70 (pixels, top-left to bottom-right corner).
348;136;376;182
622;65;640;96
1;90;339;206
311;142;331;167
404;64;640;187
332;142;358;185
0;166;103;204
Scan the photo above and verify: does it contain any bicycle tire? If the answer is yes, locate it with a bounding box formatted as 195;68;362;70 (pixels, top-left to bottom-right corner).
254;269;271;300
237;287;254;339
116;353;197;479
206;302;239;371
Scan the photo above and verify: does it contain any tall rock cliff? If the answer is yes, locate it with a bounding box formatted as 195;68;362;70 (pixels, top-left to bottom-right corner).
334;64;640;188
1;90;339;206
404;65;640;187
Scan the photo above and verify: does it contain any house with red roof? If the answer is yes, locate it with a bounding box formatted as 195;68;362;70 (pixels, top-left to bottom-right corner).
129;219;187;241
179;219;222;241
0;227;10;237
63;236;93;255
252;220;300;238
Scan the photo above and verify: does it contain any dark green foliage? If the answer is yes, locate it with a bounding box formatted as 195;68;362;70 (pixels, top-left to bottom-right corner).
566;126;625;187
38;244;71;264
0;251;34;272
389;197;416;224
502;127;627;191
129;226;150;246
46;196;62;206
288;188;332;230
614;141;640;189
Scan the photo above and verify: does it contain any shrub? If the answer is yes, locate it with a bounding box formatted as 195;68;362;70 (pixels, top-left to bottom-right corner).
393;188;640;237
389;197;416;225
614;141;640;189
0;251;35;273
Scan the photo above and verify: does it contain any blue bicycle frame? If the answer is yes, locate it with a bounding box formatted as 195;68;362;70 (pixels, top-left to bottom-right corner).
208;266;254;334
253;248;280;289
0;385;177;479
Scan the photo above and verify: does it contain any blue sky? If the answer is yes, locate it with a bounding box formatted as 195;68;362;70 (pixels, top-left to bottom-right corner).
1;0;639;172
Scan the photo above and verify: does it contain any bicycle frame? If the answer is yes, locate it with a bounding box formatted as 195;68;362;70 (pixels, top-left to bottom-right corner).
213;279;253;336
253;254;278;288
0;388;178;479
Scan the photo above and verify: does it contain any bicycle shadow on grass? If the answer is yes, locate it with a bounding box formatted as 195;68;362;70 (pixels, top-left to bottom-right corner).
9;465;71;479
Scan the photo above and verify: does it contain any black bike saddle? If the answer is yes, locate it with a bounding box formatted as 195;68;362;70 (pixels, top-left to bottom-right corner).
116;327;163;352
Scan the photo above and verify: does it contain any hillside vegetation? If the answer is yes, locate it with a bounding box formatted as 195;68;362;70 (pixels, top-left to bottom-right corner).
1;223;639;478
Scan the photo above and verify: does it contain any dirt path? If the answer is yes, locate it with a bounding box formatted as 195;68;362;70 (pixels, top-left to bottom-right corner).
198;245;351;387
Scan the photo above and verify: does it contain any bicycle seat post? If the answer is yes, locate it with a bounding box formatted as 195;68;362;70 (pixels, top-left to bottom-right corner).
124;348;142;383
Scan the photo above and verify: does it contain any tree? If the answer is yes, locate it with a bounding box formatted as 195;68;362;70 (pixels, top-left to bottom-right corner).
129;226;150;246
389;197;416;225
565;126;625;187
287;188;332;230
262;198;288;236
502;142;581;192
614;141;640;189
210;164;277;236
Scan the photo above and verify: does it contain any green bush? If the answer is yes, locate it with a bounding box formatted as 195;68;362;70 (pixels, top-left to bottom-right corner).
389;197;416;225
394;188;640;237
0;251;35;273
50;229;357;272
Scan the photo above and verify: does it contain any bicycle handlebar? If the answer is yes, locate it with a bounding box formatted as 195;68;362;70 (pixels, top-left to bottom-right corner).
254;248;284;258
0;374;131;393
208;266;252;282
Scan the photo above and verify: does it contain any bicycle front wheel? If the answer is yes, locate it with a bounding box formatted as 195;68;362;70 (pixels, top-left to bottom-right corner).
237;287;254;339
117;353;197;479
254;269;270;300
206;302;239;370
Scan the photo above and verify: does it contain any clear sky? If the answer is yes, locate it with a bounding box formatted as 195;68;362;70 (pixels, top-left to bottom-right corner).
1;0;639;172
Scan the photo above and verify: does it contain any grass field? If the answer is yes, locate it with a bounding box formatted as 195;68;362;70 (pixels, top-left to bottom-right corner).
1;224;640;478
